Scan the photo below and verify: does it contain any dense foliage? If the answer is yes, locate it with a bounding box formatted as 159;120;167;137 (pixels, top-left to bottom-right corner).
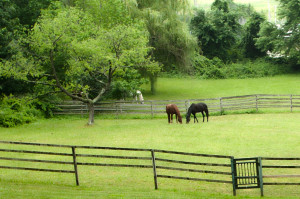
256;0;300;66
0;95;42;127
0;0;299;126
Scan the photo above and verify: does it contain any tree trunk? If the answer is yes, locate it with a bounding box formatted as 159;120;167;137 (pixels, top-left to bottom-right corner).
87;103;95;125
150;74;157;95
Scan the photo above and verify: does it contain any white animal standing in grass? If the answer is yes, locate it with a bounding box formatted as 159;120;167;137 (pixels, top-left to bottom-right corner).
136;90;144;104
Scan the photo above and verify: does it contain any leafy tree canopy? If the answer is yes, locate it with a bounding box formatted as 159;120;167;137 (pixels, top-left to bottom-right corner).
1;1;160;125
190;0;241;62
124;0;198;72
256;0;300;65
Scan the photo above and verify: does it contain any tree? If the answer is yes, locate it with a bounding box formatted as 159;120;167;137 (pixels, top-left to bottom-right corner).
0;0;21;59
241;12;266;59
190;0;241;62
2;3;159;125
256;0;300;65
125;0;198;74
0;0;52;97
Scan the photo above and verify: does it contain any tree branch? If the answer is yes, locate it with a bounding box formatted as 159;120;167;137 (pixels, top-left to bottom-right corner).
49;50;91;104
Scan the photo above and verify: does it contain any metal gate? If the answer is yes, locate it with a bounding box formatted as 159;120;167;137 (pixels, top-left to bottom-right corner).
231;157;264;196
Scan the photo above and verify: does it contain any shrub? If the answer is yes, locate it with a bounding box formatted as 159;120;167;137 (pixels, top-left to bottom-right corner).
192;55;225;79
222;58;291;79
192;55;292;79
0;95;43;127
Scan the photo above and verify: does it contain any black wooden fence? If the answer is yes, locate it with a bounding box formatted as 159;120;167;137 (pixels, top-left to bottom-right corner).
54;94;300;116
0;140;299;197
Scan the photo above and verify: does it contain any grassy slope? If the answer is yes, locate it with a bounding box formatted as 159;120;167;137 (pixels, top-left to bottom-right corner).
1;113;300;198
1;74;300;198
193;0;278;11
142;74;300;100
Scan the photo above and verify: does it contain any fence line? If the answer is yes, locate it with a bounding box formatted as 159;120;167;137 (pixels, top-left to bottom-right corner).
261;157;300;186
54;94;300;116
0;140;299;196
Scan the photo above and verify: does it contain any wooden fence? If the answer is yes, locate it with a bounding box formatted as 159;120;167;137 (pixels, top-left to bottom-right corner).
0;140;299;196
54;94;300;116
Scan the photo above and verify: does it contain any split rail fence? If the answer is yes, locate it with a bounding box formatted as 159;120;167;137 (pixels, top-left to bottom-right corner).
0;141;299;197
54;94;300;116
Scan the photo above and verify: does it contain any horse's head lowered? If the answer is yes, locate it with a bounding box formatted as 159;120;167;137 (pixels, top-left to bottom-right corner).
178;115;182;124
186;115;190;124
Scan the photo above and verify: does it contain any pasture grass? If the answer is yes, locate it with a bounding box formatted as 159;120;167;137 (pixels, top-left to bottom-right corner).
142;74;300;100
1;113;300;198
193;0;278;12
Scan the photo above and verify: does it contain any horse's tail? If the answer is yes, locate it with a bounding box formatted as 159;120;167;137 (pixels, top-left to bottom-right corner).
205;105;209;122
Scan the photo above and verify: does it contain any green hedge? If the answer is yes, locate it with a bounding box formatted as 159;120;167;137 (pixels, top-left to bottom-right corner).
0;95;43;127
192;55;291;79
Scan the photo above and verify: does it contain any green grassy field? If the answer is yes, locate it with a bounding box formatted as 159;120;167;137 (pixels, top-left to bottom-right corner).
192;0;279;23
1;74;300;198
192;0;278;11
142;74;300;100
1;112;300;198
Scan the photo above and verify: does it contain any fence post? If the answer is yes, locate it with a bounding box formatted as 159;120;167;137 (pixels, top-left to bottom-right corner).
256;95;258;112
220;98;223;115
290;94;293;112
151;149;158;190
71;146;79;186
81;102;83;118
115;102;119;119
231;157;236;196
185;100;188;113
151;101;154;118
257;157;264;197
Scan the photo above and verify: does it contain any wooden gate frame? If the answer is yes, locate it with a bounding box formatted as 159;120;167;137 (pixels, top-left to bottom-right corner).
231;157;264;196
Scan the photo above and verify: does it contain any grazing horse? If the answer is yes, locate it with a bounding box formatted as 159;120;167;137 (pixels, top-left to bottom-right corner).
166;104;182;124
186;103;209;124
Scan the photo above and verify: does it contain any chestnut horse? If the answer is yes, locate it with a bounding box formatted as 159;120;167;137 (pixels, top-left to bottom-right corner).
166;104;182;124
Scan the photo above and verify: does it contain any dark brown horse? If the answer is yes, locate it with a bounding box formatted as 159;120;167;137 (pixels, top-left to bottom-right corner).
186;103;209;124
166;104;182;124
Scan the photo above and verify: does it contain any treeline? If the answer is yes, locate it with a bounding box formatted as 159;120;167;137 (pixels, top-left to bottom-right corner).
0;0;299;126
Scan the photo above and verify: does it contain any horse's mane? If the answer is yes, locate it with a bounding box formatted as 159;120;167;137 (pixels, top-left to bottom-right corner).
186;103;194;118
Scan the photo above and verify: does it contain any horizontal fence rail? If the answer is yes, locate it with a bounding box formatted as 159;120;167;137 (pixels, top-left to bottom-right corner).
53;94;300;116
261;157;300;186
0;141;299;197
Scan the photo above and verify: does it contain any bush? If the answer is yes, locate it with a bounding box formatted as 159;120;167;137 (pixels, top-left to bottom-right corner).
192;55;225;79
192;55;292;79
222;58;291;79
0;95;43;127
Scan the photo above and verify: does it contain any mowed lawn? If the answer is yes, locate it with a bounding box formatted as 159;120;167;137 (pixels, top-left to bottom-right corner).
142;74;300;100
194;0;278;12
1;112;300;198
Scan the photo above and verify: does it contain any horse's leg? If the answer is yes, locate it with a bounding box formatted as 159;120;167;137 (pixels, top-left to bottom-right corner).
193;113;198;123
201;111;205;122
168;114;170;123
175;114;178;123
205;109;209;122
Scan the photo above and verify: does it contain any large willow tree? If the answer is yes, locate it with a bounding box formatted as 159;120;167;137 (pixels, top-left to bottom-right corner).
125;0;198;73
